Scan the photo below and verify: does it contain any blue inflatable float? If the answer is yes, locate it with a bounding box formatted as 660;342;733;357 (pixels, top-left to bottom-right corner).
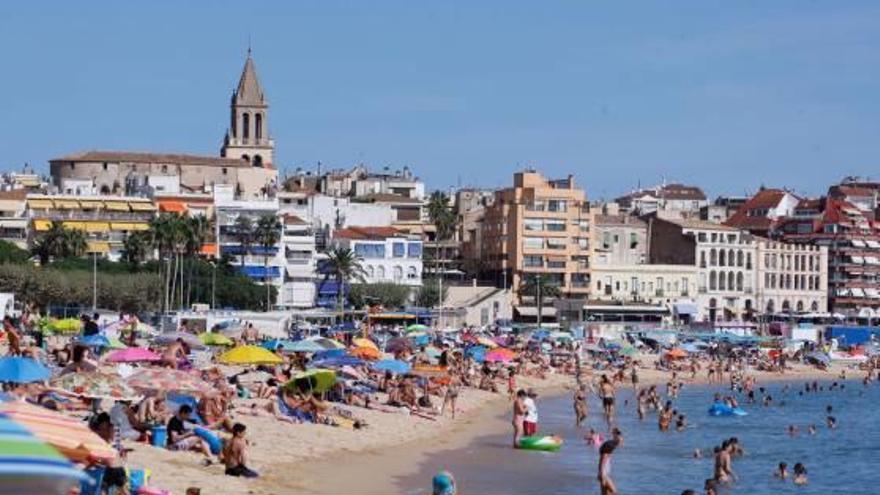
194;427;223;455
708;403;747;417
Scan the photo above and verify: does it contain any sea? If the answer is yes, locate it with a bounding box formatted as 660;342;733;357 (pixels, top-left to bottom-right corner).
401;379;879;494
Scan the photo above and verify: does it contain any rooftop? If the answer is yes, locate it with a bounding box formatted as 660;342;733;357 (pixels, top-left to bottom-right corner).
334;226;406;241
51;150;252;168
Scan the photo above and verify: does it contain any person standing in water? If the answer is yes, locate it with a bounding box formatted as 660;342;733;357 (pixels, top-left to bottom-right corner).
574;385;588;427
512;390;527;448
597;428;622;495
599;375;616;422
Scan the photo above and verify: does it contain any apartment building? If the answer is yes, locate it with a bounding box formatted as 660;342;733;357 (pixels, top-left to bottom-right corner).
616;183;707;217
26;194;155;261
330;226;423;287
481;171;591;320
278;214;318;309
755;237;828;314
0;190;27;249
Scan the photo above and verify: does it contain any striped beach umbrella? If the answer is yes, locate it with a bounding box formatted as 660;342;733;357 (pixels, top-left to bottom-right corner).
126;368;214;396
0;413;89;495
0;400;116;464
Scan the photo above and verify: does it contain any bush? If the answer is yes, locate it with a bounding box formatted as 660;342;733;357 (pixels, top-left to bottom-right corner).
415;278;448;308
0;240;29;264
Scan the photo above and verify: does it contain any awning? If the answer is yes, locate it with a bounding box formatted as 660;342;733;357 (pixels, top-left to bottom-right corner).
867;240;880;249
84;222;110;233
53;199;80;209
62;221;87;230
32;219;52;231
103;201;130;211
200;243;217;256
852;255;865;264
79;200;104;209
159;201;187;213
515;306;557;317
673;301;699;315
110;222;149;231
27;199;53;209
128;202;156;211
86;241;110;254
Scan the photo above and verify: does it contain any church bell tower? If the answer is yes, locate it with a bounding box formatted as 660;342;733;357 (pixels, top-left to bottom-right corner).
221;48;274;168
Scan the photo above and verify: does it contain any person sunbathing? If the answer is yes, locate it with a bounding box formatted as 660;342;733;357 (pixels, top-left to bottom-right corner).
198;394;235;433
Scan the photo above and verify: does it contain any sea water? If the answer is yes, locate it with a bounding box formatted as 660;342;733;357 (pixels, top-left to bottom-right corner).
402;379;880;494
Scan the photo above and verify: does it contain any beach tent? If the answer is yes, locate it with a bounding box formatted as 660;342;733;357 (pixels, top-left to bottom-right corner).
0;413;89;495
219;345;284;365
0;357;51;384
286;369;336;393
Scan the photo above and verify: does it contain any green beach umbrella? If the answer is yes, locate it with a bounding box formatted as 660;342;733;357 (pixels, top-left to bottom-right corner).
285;369;337;394
406;324;429;333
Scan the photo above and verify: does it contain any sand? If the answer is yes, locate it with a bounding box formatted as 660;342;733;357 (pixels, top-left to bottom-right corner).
125;359;855;495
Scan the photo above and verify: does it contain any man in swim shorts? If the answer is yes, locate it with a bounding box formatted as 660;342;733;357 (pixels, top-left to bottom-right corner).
597;428;622;495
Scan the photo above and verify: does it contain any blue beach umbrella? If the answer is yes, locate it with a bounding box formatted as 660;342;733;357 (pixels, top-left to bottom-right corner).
313;349;347;361
285;340;326;353
372;359;411;375
465;345;487;363
76;334;111;348
310;355;365;369
0;358;51;384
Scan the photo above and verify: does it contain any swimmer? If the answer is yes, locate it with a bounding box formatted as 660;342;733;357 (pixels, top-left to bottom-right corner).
597;428;622;495
788;425;798;437
808;424;817;435
693;448;702;459
704;478;718;495
676;414;687;432
826;416;837;429
793;463;808;485
585;428;604;449
774;462;788;479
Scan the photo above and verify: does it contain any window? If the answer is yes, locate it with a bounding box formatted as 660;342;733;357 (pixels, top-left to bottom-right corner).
222;167;228;175
698;233;707;242
524;237;544;250
719;271;726;290
392;242;405;257
407;266;417;279
102;162;108;171
681;278;689;295
407;242;422;258
393;265;403;281
602;232;611;249
546;238;566;250
700;251;707;268
354;243;386;259
629;233;638;249
736;250;744;267
736;272;744;291
523;256;543;268
255;113;263;140
547;199;567;212
377;266;386;280
524;219;543;231
709;271;717;290
547;259;566;269
545;219;566;232
728;272;735;291
366;265;375;278
242;113;250;139
710;249;717;266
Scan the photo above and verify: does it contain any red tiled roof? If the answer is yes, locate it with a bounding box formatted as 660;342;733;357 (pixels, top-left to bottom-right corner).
283;214;307;225
334;226;404;240
0;189;28;200
725;189;795;231
830;185;874;197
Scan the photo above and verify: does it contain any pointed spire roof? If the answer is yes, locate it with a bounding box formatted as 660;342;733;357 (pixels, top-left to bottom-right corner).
234;49;266;106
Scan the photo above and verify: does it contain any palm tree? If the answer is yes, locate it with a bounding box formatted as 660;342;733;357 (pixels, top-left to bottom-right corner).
121;230;151;267
183;215;212;307
61;229;87;258
519;274;560;327
233;215;255;269
426;191;456;277
324;246;366;319
255;214;282;310
30;222;88;263
150;214;186;313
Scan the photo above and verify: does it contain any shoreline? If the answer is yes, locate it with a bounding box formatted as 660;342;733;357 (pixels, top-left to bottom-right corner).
125;361;855;494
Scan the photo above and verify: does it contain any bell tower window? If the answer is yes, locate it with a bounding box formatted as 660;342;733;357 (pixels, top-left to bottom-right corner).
242;113;250;141
255;113;262;141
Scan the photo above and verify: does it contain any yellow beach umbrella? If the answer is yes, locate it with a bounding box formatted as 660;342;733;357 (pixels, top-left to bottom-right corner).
199;332;234;346
476;336;499;349
218;345;283;365
352;338;379;351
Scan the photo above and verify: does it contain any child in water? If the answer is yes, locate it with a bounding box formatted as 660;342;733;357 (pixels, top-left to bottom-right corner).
585;428;604;449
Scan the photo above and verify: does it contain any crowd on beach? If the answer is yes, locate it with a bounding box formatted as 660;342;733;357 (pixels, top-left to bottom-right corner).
3;305;880;494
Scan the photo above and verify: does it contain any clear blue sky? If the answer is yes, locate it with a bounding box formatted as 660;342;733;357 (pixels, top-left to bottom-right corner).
1;1;879;200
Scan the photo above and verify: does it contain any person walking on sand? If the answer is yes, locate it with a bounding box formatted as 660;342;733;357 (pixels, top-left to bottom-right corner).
512;389;527;448
597;428;622;495
441;375;460;419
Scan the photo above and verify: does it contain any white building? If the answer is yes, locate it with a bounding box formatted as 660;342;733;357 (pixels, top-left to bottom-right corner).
214;185;285;306
278;214;318;309
648;217;757;322
616;183;708;217
440;285;513;328
755;238;828;314
331;227;423;286
592;264;698;306
278;191;395;248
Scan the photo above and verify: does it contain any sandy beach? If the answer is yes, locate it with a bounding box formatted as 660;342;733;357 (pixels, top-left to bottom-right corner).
125;359;852;495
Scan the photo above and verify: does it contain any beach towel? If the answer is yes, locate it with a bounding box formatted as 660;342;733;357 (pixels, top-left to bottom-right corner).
276;392;314;422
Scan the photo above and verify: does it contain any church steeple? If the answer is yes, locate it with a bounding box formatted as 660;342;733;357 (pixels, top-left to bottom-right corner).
221;49;274;168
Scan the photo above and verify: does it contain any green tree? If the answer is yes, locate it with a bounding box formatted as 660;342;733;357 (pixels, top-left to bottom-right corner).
324;246;366;318
30;221;87;264
348;282;411;309
519;274;560;326
233;215;255;269
121;230;152;267
255;214;282;310
426;191;456;276
415;278;448;309
0;240;30;264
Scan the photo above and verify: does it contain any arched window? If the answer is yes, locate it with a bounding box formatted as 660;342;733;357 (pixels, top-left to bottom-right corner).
366;265;375;278
407;266;417;279
767;299;775;314
393;265;403;281
255;113;263;140
728;249;735;267
719;250;726;266
253;155;263;168
736;272;744;291
242;113;250;140
241;154;250;164
811;301;819;312
746;252;752;269
700;251;707;268
377;266;386;280
710;249;717;266
718;271;726;290
782;300;791;313
727;271;735;291
709;271;717;290
796;300;804;312
736;250;744;267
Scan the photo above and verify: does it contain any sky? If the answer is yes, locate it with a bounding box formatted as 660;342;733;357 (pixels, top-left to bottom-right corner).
1;1;879;200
